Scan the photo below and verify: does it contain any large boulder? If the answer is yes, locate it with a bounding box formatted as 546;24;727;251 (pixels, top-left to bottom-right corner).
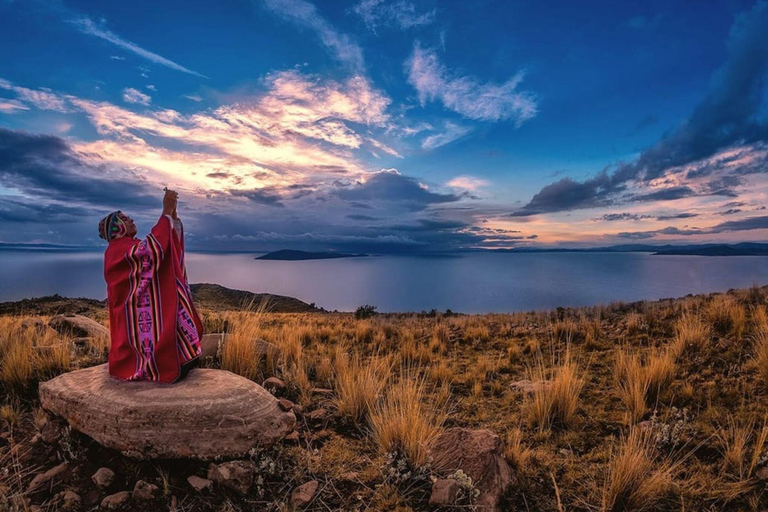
429;428;514;512
199;333;224;359
39;364;296;459
49;314;108;339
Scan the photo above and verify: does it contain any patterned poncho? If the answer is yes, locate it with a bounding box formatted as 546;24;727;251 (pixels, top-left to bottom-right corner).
103;215;203;383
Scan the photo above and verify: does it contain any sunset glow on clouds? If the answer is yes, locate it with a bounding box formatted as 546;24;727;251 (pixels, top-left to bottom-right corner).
1;0;767;252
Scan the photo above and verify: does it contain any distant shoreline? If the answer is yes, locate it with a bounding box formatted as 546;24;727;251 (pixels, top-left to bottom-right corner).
255;249;369;261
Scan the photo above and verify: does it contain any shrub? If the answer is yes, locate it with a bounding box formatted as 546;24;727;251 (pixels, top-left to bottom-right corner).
355;305;377;320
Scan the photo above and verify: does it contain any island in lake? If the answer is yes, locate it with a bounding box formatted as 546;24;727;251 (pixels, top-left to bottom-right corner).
255;249;370;261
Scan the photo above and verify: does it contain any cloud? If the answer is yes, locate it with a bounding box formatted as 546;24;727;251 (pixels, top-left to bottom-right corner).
510;0;768;217
354;0;436;32
262;0;365;71
71;17;207;78
406;42;537;124
10;86;69;112
446;175;488;191
0;128;158;209
656;212;699;221
596;212;653;222
617;215;768;239
421;121;471;149
335;168;462;209
0;99;29;113
122;87;151;105
184;94;202;102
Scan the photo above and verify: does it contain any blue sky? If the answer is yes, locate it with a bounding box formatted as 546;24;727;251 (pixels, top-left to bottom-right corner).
1;0;767;252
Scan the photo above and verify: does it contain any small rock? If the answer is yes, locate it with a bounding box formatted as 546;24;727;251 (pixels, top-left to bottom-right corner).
278;398;294;412
62;490;82;509
132;480;161;501
311;388;334;397
429;479;461;506
339;472;359;483
28;462;69;492
290;480;319;509
307;408;329;423
40;420;64;445
207;460;255;495
200;333;224;359
263;377;287;394
187;475;213;493
254;339;280;358
100;491;130;509
92;467;115;489
284;431;300;443
509;379;552;394
170;495;178;511
757;466;768;481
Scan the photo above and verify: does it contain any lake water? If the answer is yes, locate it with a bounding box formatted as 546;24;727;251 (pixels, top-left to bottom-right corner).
0;250;767;313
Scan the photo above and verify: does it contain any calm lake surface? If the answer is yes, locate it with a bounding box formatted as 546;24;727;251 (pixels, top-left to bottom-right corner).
1;250;767;313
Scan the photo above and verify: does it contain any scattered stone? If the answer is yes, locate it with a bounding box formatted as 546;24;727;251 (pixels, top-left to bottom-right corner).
757;466;768;481
263;377;287;395
40;420;64;445
509;379;552;394
200;333;224;359
290;480;319;509
284;431;300;444
429;479;461;506
62;490;82;509
278;398;294;412
132;480;161;501
100;491;130;509
49;314;108;339
254;339;280;358
429;428;515;512
207;460;255;495
28;462;69;492
92;467;115;489
187;475;213;493
307;408;329;423
40;364;296;459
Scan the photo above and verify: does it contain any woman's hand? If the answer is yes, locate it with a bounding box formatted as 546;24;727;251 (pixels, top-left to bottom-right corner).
162;188;178;217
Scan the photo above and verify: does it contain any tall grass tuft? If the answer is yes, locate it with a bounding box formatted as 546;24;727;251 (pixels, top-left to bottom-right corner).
370;370;443;467
333;353;390;427
526;347;585;431
669;313;710;360
220;310;265;381
614;348;675;424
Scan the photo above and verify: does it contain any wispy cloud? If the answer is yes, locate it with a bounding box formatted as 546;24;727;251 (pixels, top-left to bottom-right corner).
71;17;207;78
447;176;489;192
262;0;365;71
122;87;151;105
406;42;537;124
0;99;29;113
354;0;436;32
421;121;470;149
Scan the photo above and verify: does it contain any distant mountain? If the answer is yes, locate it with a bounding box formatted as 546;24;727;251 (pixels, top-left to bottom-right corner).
255;249;369;261
489;242;768;256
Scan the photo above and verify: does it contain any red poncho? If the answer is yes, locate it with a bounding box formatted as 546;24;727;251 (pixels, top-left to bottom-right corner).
104;215;203;383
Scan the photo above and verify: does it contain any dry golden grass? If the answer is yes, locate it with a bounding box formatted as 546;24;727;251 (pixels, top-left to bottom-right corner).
333;353;390;427
707;295;747;339
220;312;263;381
614;348;675;424
669;313;710;360
601;427;681;512
526;346;585;431
369;370;444;467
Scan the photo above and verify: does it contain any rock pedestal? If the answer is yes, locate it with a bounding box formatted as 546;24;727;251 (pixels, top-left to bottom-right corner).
39;364;296;459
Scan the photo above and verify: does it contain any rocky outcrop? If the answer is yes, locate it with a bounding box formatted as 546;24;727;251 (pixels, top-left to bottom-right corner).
49;314;108;339
39;364;296;459
429;428;514;512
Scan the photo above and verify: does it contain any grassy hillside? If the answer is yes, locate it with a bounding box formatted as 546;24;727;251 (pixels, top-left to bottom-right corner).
1;285;768;510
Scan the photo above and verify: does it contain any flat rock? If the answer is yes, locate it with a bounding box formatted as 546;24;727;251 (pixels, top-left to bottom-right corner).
290;480;319;509
200;333;224;359
39;364;296;459
429;479;461;506
429;428;514;512
49;314;108;339
101;491;130;509
187;475;213;493
27;462;68;492
92;467;115;489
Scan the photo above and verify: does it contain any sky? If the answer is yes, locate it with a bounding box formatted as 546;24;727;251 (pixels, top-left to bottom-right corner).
0;0;767;253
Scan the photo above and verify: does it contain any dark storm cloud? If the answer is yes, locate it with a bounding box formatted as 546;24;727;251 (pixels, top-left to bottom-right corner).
346;214;378;221
720;208;742;215
335;170;462;210
383;218;468;232
633;186;697;202
0;128;158;210
616;214;768;239
656;213;699;221
0;198;94;223
510;1;768;217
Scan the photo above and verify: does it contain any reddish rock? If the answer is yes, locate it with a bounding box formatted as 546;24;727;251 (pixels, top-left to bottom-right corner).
307;408;329;423
39;364;296;459
27;462;69;493
429;428;514;512
40;419;65;445
200;333;224;359
278;398;294;412
429;479;461;506
284;430;300;443
91;467;115;489
207;460;255;495
49;314;108;339
132;480;161;501
62;490;81;509
187;475;213;493
263;377;287;395
101;491;130;509
290;480;319;509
